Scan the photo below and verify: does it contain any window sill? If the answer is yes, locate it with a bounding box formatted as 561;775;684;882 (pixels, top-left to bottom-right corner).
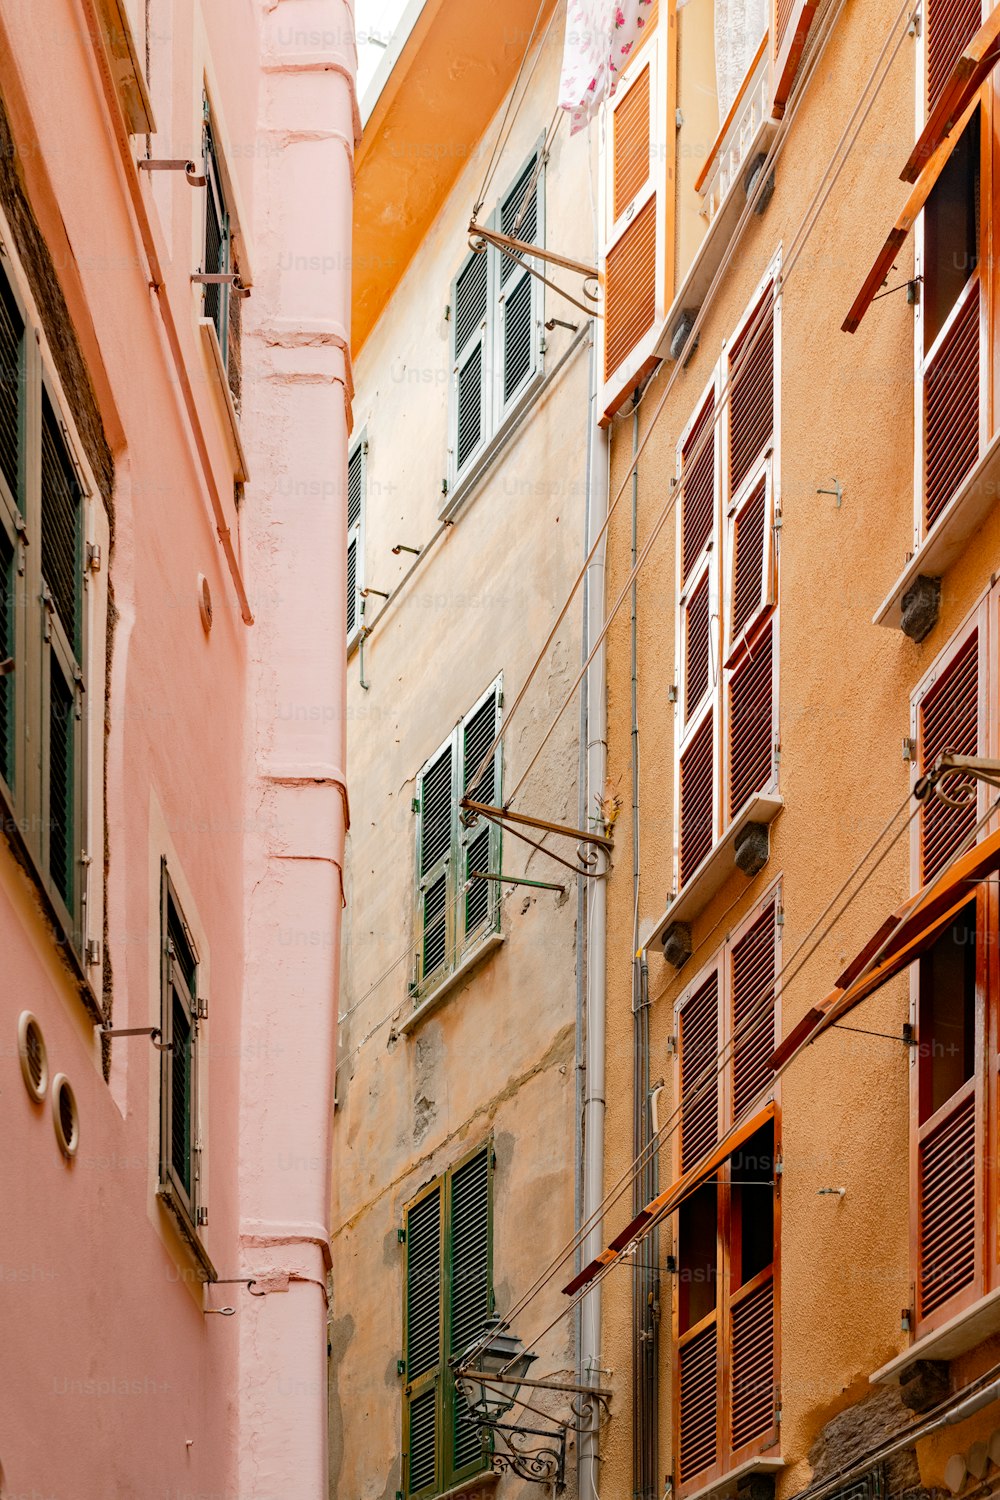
657;114;778;366
682;1454;784;1500
649;794;784;953
397;931;504;1036
874;426;1000;631
433;1472;499;1500
198;318;250;483
870;1284;1000;1384
157;1183;217;1282
0;780;102;1022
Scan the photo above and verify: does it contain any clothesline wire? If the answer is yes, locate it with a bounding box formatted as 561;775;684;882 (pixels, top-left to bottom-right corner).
474;0;560;218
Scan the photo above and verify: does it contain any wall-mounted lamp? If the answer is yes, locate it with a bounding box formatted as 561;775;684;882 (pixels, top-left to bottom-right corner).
452;1315;611;1491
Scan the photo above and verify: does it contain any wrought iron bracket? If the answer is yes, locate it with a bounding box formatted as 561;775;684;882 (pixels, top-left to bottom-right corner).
914;754;1000;808
191;272;251;298
138;158;207;187
485;1419;567;1490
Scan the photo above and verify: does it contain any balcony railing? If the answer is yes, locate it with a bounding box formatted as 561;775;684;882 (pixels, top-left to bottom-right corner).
695;36;773;233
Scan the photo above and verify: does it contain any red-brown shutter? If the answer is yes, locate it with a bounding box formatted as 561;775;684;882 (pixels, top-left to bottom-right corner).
730;477;769;646
731;904;776;1120
680;970;720;1172
678;1321;718;1483
685;574;711;723
918;1085;977;1318
924;279;981;531
917;627;980;884
927;0;984;112
680;715;715;885
682;395;716;579
729;295;774;496
772;0;821;113
729;1276;774;1452
613;65;651;221
728;624;774;820
605;198;658;379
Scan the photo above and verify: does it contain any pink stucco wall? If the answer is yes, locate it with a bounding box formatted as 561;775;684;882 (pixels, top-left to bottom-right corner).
0;0;354;1495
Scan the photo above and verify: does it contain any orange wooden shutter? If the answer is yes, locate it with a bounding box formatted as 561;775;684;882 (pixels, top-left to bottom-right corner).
728;623;774;820
684;573;711;723
924;278;981;531
916;626;980;884
679;969;721;1172
678;1321;719;1484
927;0;984;112
600;24;668;421
918;1085;978;1319
729;1276;774;1452
731;903;776;1121
771;0;820;114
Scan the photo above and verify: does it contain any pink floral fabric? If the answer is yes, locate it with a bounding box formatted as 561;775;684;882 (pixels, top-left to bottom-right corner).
558;0;656;134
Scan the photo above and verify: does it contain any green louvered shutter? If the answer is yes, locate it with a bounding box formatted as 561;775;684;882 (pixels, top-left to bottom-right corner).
418;742;456;984
161;869;201;1226
460;686;501;947
497;154;542;421
0;270;22;799
0;520;14;792
347;441;364;639
447;1147;492;1483
40;392;83;923
451;252;490;482
405;1183;443;1498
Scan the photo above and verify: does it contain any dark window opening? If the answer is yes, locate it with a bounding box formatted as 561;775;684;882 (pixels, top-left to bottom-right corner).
924;109;980;350
678;1181;718;1334
918;899;977;1124
731;1121;775;1290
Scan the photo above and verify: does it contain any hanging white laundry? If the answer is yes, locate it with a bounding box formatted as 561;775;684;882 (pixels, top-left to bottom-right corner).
558;0;657;135
714;0;768;120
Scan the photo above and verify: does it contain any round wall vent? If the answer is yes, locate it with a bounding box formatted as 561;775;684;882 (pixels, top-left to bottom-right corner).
198;573;213;634
17;1012;48;1102
51;1074;79;1159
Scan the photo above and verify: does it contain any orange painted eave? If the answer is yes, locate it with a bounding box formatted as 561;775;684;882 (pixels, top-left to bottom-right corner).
352;0;559;358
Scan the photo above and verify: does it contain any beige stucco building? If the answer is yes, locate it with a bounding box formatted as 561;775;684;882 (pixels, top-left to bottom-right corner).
331;4;608;1497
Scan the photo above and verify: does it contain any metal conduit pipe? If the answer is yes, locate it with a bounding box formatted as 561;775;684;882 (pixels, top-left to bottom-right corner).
579;318;610;1500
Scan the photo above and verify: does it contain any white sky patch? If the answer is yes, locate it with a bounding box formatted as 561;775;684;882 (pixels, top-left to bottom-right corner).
355;0;413;99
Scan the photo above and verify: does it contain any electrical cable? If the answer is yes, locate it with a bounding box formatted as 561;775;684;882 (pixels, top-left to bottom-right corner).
463;0;915;811
500;792;1000;1367
335;0;916;1101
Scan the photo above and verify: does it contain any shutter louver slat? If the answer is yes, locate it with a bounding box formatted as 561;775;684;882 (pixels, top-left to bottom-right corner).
685;574;711;723
464;826;492;938
729;624;773;819
927;0;983;111
775;0;796;52
732;906;776;1120
407;1187;442;1377
500;154;539;280
729;298;774;496
918;1090;976;1316
925;282;980;530
730;1278;774;1451
731;480;768;642
918;630;979;884
680;971;720;1171
48;660;74;909
463;695;497;806
0;524;12;788
421;747;455;875
41;396;82;655
455;255;489;353
346;536;357;637
503;274;534;404
605;196;657;379
682;397;716;579
679;1321;718;1482
423;874;449;977
680;714;714;885
613;66;651;221
0;274;22;504
347;445;363;530
456;343;484;471
407;1384;438;1496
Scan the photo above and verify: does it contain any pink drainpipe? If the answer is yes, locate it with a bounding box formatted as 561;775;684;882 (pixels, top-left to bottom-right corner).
239;2;358;1492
